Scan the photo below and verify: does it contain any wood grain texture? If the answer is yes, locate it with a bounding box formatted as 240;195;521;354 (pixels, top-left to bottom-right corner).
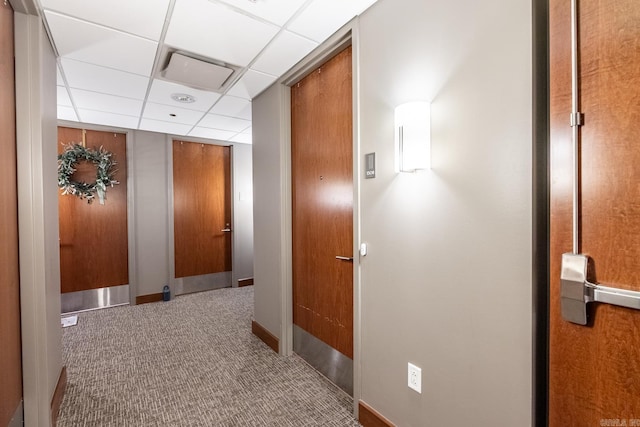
50;366;67;427
549;0;640;424
251;320;279;353
173;141;232;278
136;293;163;305
358;401;395;427
0;3;23;424
58;127;129;293
291;46;354;359
238;278;254;287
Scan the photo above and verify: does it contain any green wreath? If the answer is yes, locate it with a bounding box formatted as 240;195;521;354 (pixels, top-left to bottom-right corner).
57;143;119;204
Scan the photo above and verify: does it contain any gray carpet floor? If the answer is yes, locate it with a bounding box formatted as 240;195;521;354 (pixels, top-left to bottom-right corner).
58;286;361;426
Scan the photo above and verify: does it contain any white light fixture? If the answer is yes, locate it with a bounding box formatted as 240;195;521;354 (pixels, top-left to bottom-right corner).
395;102;430;172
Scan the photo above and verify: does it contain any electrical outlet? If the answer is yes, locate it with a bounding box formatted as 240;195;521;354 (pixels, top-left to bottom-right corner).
408;362;422;393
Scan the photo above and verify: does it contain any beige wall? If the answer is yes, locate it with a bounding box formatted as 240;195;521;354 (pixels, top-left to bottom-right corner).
357;0;532;424
252;0;533;424
251;83;287;339
15;13;63;426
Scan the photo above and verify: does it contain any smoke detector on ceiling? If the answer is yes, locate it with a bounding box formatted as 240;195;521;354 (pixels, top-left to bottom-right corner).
160;52;238;93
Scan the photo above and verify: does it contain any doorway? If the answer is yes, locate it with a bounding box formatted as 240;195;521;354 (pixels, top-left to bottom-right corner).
58;127;129;313
172;140;233;294
548;0;640;424
291;46;354;394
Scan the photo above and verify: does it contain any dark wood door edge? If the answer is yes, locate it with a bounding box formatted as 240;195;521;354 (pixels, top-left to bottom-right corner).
135;293;163;305
238;278;254;287
358;401;395;427
50;366;67;427
251;320;279;353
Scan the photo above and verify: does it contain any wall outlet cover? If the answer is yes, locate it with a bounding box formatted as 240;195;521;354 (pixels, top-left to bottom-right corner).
408;362;422;393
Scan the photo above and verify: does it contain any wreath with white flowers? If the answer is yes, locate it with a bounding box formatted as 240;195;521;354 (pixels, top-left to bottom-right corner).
57;143;119;204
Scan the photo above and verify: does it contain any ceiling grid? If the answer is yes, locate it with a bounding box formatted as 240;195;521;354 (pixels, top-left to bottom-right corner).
39;0;378;143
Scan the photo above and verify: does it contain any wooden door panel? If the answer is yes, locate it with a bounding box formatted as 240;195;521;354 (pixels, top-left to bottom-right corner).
58;127;129;293
0;2;23;423
549;0;640;424
292;46;353;358
173;141;231;278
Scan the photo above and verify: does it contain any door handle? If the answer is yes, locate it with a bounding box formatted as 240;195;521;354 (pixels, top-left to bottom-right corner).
561;253;640;325
335;256;353;261
221;228;232;232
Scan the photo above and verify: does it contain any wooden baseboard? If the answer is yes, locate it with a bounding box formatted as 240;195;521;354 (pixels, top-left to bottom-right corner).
136;293;163;305
251;320;279;353
238;277;254;287
50;366;67;427
359;401;395;427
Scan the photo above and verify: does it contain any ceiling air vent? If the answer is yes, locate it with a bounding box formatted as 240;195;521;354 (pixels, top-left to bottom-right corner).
161;52;235;92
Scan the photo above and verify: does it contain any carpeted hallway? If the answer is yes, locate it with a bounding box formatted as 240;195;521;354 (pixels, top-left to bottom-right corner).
58;286;360;426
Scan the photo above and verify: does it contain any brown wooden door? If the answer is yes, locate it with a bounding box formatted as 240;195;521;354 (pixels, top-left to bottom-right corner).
58;127;129;293
173;141;232;278
292;46;353;359
0;2;23;423
549;0;640;424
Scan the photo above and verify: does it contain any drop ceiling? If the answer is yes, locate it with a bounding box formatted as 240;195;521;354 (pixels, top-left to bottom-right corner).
39;0;378;144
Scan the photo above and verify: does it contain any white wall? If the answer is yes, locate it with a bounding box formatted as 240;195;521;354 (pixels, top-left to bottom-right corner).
15;13;63;426
357;0;532;424
231;143;254;284
251;0;533;424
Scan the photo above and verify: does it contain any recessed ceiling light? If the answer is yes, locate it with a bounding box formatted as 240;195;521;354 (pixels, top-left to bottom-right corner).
171;93;196;103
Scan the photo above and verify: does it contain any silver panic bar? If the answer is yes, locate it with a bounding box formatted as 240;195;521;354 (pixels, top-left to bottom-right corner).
561;253;640;325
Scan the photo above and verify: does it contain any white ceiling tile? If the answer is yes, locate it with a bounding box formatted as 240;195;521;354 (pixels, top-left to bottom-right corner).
147;79;221;112
229;132;252;144
142;102;207;125
242;126;252;134
217;0;308;26
188;127;236;141
77;109;139;129
62;59;149;100
139;119;193;136
227;69;277;100
165;0;279;67
40;0;170;40
251;30;317;76
198;114;251;133
288;0;377;43
70;89;143;117
210;96;252;120
45;11;157;76
57;86;72;106
57;106;78;122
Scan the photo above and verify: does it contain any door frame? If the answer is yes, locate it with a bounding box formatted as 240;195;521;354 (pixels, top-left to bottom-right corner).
277;20;362;412
532;0;550;426
57;121;137;306
166;137;236;294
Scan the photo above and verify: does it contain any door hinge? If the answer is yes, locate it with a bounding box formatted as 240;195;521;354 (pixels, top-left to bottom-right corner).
570;112;584;127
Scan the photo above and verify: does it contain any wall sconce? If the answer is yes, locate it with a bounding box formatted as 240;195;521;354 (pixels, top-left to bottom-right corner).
395;102;430;172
